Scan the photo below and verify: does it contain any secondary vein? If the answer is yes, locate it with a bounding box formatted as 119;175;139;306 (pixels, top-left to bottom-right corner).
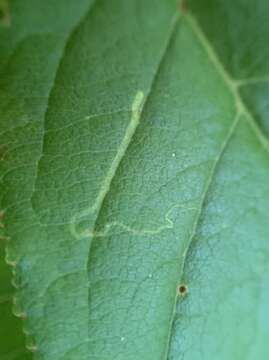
164;111;240;359
185;12;269;158
165;9;269;358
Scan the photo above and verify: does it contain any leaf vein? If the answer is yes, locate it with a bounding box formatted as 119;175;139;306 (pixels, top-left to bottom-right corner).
185;13;269;157
164;111;241;359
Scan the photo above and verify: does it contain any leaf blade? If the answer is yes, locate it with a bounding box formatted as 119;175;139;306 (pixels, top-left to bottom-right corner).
1;1;269;359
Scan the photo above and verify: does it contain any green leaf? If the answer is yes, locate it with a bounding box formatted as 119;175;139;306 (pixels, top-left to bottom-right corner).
0;241;32;360
1;1;269;359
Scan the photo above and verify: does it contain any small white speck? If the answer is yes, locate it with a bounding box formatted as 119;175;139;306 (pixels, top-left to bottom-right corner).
148;274;152;278
121;337;125;341
172;153;176;157
85;115;90;120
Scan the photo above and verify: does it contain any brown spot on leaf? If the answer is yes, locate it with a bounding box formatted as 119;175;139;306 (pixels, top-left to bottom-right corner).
0;0;10;26
179;0;188;14
178;284;188;296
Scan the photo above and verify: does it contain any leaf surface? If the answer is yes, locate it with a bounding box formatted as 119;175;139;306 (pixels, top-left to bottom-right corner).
1;1;269;359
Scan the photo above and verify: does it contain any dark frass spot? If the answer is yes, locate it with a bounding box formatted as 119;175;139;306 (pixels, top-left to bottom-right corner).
178;284;188;296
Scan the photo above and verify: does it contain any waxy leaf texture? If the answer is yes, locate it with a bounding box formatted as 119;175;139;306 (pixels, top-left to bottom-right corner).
0;1;269;359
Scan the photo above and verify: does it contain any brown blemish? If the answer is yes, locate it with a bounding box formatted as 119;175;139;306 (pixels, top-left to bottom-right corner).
179;0;188;14
177;284;188;296
0;0;10;26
